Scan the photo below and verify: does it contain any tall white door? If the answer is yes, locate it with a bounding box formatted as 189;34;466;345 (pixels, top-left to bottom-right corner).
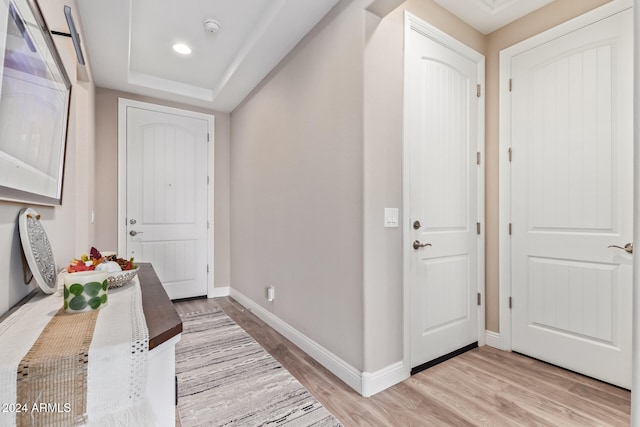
405;19;484;369
510;8;633;388
124;104;210;299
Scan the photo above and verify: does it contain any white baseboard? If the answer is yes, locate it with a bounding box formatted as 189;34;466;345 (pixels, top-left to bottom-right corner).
229;288;408;396
361;361;407;397
485;330;506;350
229;288;364;394
209;286;230;298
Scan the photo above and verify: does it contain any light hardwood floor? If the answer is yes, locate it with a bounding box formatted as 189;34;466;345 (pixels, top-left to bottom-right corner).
210;297;630;426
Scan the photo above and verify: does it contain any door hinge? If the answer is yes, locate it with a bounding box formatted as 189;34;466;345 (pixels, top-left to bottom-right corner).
508;147;512;162
476;222;481;235
508;223;512;235
509;78;513;92
476;152;481;165
207;133;210;142
477;84;481;98
207;221;210;229
207;264;210;273
509;296;513;309
477;293;482;306
207;176;210;184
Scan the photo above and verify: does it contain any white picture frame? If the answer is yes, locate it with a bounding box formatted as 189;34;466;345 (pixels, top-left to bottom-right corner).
0;0;72;206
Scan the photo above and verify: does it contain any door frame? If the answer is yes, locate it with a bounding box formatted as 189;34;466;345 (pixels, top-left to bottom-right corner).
117;98;216;297
402;11;486;374
498;0;633;352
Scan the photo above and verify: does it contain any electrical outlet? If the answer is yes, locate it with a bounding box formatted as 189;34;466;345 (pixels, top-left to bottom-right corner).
266;285;275;302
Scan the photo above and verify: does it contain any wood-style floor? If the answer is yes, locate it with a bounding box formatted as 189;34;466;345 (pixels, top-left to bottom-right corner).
210;297;631;426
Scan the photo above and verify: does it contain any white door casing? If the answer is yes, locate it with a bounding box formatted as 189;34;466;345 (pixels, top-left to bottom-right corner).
118;99;215;299
403;12;485;370
501;3;632;388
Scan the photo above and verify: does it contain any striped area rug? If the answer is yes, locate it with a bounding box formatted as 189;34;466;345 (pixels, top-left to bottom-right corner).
174;299;342;427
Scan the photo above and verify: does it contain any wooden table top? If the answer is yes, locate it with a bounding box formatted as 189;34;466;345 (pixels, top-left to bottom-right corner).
137;263;182;350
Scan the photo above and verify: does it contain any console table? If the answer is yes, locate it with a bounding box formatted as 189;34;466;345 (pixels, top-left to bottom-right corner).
0;262;182;426
138;263;183;426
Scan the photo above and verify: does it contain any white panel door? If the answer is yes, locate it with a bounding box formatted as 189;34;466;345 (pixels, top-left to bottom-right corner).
406;24;482;368
510;8;633;388
126;106;209;299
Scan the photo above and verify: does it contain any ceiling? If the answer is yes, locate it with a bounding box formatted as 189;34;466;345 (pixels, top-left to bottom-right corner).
73;0;553;114
75;0;340;113
434;0;555;34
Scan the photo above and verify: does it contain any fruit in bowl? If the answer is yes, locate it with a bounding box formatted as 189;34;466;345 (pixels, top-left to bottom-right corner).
66;247;137;273
66;248;139;289
96;261;123;273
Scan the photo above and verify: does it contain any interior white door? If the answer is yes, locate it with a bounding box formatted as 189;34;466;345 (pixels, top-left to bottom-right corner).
125;106;209;299
510;8;633;388
406;24;482;369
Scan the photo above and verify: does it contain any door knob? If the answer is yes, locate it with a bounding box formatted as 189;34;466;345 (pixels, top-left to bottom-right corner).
413;240;432;250
129;230;143;236
608;243;633;254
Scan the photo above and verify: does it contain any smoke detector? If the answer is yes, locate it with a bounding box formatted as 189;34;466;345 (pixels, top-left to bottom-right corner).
203;19;221;34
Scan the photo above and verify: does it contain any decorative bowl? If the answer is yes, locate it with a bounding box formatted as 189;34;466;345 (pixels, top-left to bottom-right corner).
106;267;139;289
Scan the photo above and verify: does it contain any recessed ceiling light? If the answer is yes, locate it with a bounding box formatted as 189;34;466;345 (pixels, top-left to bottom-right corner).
172;43;192;55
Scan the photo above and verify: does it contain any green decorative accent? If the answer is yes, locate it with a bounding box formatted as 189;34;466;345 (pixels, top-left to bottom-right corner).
64;275;109;312
69;283;84;296
84;281;102;297
88;296;102;310
69;294;87;310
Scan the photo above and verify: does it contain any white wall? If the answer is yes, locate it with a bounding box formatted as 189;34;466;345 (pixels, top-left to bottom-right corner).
231;0;366;370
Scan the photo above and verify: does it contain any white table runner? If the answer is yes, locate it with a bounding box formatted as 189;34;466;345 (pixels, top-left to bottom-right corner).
0;276;150;426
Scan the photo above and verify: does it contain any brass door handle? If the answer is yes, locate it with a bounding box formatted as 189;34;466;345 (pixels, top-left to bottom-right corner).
608;243;633;254
413;240;432;250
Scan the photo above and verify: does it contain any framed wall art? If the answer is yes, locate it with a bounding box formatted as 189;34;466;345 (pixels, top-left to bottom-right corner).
0;0;72;205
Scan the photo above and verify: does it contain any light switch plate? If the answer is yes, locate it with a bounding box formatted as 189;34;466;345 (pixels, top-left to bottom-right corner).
384;208;399;228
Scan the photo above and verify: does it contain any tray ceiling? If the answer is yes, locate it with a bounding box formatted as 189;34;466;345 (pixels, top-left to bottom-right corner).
76;0;339;113
434;0;555;34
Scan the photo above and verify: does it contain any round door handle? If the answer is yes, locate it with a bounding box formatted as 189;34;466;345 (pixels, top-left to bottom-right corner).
413;240;432;250
608;243;633;254
129;230;143;236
